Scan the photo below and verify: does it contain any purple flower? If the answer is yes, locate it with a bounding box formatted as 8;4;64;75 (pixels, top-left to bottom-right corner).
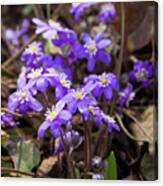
8;88;43;114
51;55;73;80
5;29;19;45
54;72;72;100
33;18;76;45
77;96;102;122
99;113;120;133
70;3;95;21
24;54;53;69
65;82;97;114
57;41;85;65
54;130;82;154
118;83;135;107
84;72;119;100
129;60;153;87
5;18;30;45
21;41;43;66
17;66;27;89
52;30;85;64
37;102;72;138
33;18;84;64
92;173;104;180
97;3;116;23
82;32;112;71
32;18;62;40
27;67;58;94
1;112;19;127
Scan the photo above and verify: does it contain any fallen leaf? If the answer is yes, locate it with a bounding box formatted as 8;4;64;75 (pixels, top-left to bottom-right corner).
131;105;158;180
37;154;63;177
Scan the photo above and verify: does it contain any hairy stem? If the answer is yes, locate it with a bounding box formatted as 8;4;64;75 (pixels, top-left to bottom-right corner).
60;128;76;178
84;120;92;172
110;3;125;115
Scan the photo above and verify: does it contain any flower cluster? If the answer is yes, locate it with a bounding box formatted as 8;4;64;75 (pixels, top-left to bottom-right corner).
1;112;19;127
2;2;155;179
69;2;116;24
70;3;95;21
5;19;30;55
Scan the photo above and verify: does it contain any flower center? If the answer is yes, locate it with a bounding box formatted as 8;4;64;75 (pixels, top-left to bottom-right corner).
21;91;27;99
89;43;96;52
33;71;40;78
139;70;146;78
88;105;94;112
76;91;83;99
101;78;108;85
61;79;66;86
106;115;115;123
49;111;57;120
106;115;112;122
31;46;38;53
55;137;60;145
49;20;58;28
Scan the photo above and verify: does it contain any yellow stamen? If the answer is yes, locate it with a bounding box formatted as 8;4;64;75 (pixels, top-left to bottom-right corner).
101;78;108;85
31;46;38;53
55;137;60;145
49;20;57;28
33;71;40;78
88;105;94;112
89;43;96;52
61;79;66;86
21;92;27;99
49;111;57;119
139;70;146;78
106;115;111;122
76;91;83;99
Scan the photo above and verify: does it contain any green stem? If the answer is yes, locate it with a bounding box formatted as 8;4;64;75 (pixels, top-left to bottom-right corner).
115;114;149;143
47;4;51;19
60;128;76;178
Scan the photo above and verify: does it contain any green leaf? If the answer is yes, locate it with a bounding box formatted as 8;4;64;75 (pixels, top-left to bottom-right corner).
6;139;40;174
105;151;117;180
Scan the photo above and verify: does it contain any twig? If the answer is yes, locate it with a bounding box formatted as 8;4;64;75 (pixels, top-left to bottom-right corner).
33;5;45;20
1;167;35;177
110;3;125;115
134;78;154;93
122;108;153;141
1;108;23;118
115;114;149;143
2;34;38;68
1;107;41;118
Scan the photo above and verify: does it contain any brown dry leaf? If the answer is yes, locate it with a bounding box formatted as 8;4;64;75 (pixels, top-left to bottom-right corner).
37;153;63;177
131;105;158;180
114;2;157;52
131;105;157;153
